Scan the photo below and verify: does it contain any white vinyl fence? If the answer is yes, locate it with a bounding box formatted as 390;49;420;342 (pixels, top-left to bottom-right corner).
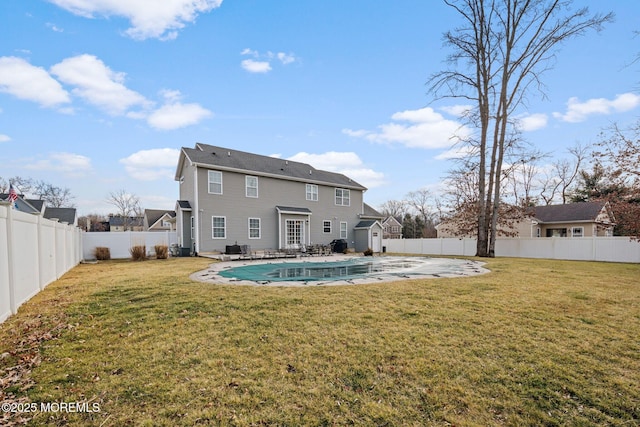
1;202;82;324
383;237;640;263
82;231;178;260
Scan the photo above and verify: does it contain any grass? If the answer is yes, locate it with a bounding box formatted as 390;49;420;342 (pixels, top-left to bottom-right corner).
1;256;639;426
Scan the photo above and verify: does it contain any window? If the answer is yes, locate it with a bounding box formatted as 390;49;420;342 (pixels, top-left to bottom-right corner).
208;171;222;194
306;184;318;201
212;216;226;239
335;188;350;206
340;221;347;239
323;220;332;233
249;218;261;239
571;227;583;237
190;216;194;239
246;176;258;198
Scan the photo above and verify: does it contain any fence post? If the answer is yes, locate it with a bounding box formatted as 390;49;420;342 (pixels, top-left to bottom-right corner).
5;204;16;316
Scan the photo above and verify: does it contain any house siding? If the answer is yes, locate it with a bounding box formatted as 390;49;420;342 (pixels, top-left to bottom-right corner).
189;166;364;252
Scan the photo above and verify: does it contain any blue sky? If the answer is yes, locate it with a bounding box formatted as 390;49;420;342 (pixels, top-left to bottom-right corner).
1;0;639;216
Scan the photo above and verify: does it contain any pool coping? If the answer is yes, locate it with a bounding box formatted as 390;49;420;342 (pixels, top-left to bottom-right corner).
190;255;490;287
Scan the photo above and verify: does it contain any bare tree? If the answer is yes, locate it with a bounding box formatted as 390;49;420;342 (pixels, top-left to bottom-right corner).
1;176;75;207
107;189;142;231
32;180;76;208
406;188;438;237
429;0;612;257
379;199;408;219
537;142;589;204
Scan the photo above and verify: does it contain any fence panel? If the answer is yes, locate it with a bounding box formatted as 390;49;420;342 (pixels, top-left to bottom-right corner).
0;203;82;324
82;231;178;259
383;237;640;263
0;207;11;323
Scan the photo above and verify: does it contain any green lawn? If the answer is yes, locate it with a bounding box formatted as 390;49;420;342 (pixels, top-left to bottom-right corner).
1;256;639;426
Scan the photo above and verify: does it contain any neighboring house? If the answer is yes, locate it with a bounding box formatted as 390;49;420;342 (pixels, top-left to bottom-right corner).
525;201;615;238
436;201;616;238
108;215;144;232
44;207;78;226
174;143;381;254
2;192;77;226
1;193;42;214
143;209;176;231
382;216;403;239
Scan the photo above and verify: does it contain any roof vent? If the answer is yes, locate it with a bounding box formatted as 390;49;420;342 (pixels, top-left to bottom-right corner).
309;170;312;174
228;151;231;156
285;161;288;165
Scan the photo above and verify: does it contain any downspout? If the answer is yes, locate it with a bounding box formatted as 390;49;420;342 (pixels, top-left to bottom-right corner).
193;167;200;254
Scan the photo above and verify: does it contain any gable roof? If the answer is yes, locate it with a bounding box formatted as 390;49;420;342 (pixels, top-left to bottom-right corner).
176;143;367;191
382;216;403;227
144;209;176;228
532;201;613;223
44;207;77;224
1;193;42;214
361;203;384;219
354;220;382;229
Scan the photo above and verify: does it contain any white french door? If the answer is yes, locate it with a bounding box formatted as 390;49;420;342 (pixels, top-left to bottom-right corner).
285;219;305;248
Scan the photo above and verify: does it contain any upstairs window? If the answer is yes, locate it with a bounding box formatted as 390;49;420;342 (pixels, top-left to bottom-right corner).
246;176;258;198
306;184;318;201
208;171;222;194
335;188;350;206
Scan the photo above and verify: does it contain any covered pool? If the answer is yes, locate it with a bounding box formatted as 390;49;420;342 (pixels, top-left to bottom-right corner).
191;256;489;286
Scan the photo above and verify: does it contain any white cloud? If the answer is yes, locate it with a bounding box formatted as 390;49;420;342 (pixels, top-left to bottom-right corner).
276;52;296;65
434;144;478;160
343;107;472;149
120;148;180;180
553;93;640;123
0;56;71;108
0;134;10;142
48;0;223;40
515;113;548;132
240;49;296;73
147;91;212;130
241;59;272;73
26;152;92;177
440;104;473;117
46;23;64;32
287;151;386;189
50;54;150;115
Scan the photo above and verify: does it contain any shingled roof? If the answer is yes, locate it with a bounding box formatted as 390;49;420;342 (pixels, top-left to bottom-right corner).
532;201;611;223
176;143;367;190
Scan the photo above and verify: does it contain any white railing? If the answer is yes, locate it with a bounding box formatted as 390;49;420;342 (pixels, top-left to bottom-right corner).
382;237;640;263
82;231;178;260
1;202;82;323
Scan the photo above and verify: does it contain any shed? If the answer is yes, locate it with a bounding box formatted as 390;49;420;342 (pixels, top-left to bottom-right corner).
354;220;383;253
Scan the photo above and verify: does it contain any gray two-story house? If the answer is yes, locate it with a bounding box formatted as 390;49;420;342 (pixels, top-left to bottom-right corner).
175;143;382;254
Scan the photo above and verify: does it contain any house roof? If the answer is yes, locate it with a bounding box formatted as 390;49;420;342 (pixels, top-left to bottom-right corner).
354;220;381;229
276;206;312;214
362;203;384;219
144;209;176;227
176;200;192;210
382;216;403;227
177;143;367;191
44;207;77;224
109;215;144;227
531;201;612;223
1;194;42;214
